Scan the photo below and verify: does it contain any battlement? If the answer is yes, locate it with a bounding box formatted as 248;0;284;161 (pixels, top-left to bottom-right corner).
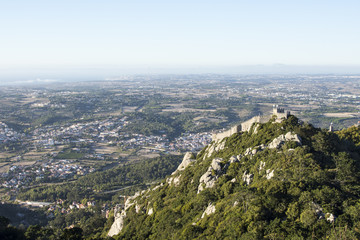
212;106;290;141
273;105;290;119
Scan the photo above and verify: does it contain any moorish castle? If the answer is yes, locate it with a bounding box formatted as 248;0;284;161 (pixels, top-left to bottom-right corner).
212;106;290;141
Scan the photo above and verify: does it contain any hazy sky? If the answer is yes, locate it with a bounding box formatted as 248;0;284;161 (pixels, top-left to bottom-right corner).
0;0;360;76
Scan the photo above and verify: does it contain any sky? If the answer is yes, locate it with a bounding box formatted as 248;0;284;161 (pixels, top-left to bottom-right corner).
0;0;360;81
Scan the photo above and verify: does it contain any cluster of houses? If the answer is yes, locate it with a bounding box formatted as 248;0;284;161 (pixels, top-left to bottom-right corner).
119;132;211;153
1;159;94;189
168;132;212;152
45;199;113;219
0;122;23;142
44;199;93;218
32;117;129;148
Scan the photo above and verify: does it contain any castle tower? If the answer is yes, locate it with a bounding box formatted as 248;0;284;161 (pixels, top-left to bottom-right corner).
272;105;290;119
329;123;334;132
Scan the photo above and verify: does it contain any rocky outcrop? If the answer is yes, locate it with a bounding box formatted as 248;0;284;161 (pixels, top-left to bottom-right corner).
242;171;253;185
172;152;196;174
243;144;267;158
198;132;302;191
310;202;336;223
203;140;226;160
152;183;164;191
229;155;239;164
266;169;274;179
108;206;127;237
124;192;140;211
201;203;216;218
148;207;154;216
135;204;142;214
167;175;182;186
198;158;227;193
108;191;142;237
259;161;266;171
173;175;181;186
268;132;302;149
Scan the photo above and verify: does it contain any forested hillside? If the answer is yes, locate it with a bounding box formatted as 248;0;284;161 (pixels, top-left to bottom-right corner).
111;116;360;239
0;155;182;239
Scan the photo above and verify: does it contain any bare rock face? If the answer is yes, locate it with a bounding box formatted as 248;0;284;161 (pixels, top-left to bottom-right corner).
173;152;196;174
198;158;227;193
201;203;216;218
108;192;142;237
125;192;140;211
108;207;126;237
285;132;302;143
268;135;285;149
268;132;302;149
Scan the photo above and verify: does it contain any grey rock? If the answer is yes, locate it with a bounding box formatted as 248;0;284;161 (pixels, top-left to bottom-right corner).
173;152;196;174
197;158;226;193
268;132;302;149
201;203;216;218
242;171;253;185
266;169;274;179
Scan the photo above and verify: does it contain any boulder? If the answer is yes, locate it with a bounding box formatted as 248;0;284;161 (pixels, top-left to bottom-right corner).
201;203;216;218
268;132;302;149
148;207;154;216
173;152;196;174
108;209;126;237
198;171;217;193
266;169;274;179
229;155;239;164
198;158;226;193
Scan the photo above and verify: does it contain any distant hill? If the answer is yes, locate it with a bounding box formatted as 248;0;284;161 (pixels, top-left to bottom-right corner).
109;115;360;239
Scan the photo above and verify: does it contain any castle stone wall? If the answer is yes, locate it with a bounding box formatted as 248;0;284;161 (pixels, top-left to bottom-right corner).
240;115;271;132
212;124;241;141
211;107;291;142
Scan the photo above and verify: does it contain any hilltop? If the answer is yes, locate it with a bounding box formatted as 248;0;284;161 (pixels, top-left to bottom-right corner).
108;114;360;239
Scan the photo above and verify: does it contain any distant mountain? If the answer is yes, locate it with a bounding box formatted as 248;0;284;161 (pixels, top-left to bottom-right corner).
108;115;360;239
